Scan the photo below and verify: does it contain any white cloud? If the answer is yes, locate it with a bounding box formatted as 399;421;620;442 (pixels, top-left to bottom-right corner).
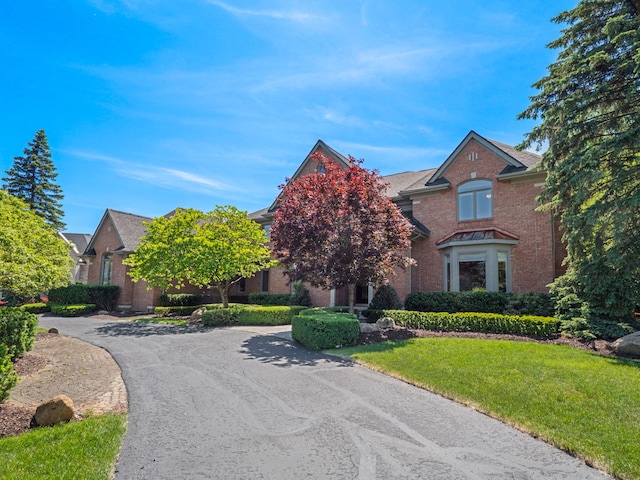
64;149;244;196
207;0;321;22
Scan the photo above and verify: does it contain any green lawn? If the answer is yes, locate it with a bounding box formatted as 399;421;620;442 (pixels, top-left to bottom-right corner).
132;317;189;325
0;413;127;480
333;338;640;480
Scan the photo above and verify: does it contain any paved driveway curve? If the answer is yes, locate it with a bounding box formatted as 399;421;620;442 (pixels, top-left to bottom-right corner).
38;316;609;479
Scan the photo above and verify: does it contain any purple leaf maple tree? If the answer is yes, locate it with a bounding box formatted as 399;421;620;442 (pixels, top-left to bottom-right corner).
271;152;415;313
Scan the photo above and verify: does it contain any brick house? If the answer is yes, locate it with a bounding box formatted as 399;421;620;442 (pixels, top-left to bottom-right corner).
81;209;160;311
245;131;565;307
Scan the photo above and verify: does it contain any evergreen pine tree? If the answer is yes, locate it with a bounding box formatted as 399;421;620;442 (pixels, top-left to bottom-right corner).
519;1;640;336
2;130;65;231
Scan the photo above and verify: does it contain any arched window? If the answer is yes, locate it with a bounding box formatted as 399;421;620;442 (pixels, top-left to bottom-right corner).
457;179;492;221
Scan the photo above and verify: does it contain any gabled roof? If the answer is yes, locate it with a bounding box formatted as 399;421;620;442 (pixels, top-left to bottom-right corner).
59;233;92;254
426;130;541;186
83;209;153;256
266;140;350;213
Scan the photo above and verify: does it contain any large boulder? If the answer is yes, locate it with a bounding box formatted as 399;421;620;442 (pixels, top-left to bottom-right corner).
360;323;379;334
613;332;640;358
35;394;74;426
376;317;395;329
190;307;207;321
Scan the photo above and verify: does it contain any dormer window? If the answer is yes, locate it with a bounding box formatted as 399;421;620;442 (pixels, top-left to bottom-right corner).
458;179;492;221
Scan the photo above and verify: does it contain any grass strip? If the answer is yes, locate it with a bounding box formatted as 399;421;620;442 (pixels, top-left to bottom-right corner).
132;318;189;325
0;413;127;480
333;338;640;480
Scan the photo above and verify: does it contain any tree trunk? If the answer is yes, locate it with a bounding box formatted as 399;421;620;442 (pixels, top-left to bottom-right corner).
217;282;230;308
348;283;356;315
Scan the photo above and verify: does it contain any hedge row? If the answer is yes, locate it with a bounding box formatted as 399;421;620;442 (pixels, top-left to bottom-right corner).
403;291;554;317
247;283;313;307
158;294;202;307
20;303;51;314
382;310;560;337
247;293;292;306
50;303;97;317
0;308;38;359
291;312;360;351
154;305;203;317
48;284;119;311
202;305;307;327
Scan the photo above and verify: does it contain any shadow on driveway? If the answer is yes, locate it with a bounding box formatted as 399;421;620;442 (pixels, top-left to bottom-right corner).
240;334;354;369
95;321;206;337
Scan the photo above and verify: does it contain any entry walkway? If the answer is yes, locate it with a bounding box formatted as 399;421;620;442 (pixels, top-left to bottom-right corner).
38;317;609;479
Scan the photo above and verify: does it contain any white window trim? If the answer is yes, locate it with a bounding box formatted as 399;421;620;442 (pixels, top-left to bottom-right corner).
457;179;493;221
440;243;514;293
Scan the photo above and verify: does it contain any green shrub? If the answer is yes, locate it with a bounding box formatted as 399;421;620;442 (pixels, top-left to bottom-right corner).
86;285;119;311
237;306;307;325
383;310;560;337
0;308;38;359
50;303;96;317
248;292;292;306
48;284;119;311
48;284;90;304
361;309;384;322
404;291;553;317
292;313;360;350
202;306;242;326
504;292;554;317
19;302;51;314
369;284;402;310
0;344;18;403
298;307;350;316
158;293;203;307
153;305;202;317
290;282;312;307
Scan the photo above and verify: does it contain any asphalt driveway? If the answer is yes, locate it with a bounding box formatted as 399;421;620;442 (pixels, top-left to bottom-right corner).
38;316;609;479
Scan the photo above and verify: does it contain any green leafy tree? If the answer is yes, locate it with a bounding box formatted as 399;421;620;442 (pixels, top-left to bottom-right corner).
271;153;414;314
519;1;640;337
125;206;276;308
0;191;73;298
2;130;65;231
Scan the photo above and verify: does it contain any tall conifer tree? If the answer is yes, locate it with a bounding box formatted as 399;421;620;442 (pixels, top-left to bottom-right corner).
519;0;640;337
2;130;65;230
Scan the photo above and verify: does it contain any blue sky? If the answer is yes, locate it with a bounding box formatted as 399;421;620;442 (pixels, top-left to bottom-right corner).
1;0;575;234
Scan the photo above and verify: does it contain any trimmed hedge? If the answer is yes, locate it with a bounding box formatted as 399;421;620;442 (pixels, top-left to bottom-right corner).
0;344;18;403
404;291;553;317
382;310;560;337
0;308;38;359
158;293;203;307
201;305;308;326
49;284;90;304
292;312;360;350
299;307;350;316
247;283;313;307
20;303;51;314
202;306;242;326
48;284;119;311
248;293;292;306
238;305;307;325
50;303;96;317
153;305;202;317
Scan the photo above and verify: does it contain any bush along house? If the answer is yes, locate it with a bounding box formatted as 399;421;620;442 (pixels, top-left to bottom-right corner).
245;131;565;308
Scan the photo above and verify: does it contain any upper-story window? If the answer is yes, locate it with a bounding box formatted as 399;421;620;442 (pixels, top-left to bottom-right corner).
457;179;492;221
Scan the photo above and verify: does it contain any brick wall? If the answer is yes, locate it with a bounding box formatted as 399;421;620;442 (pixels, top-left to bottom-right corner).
407;138;556;294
